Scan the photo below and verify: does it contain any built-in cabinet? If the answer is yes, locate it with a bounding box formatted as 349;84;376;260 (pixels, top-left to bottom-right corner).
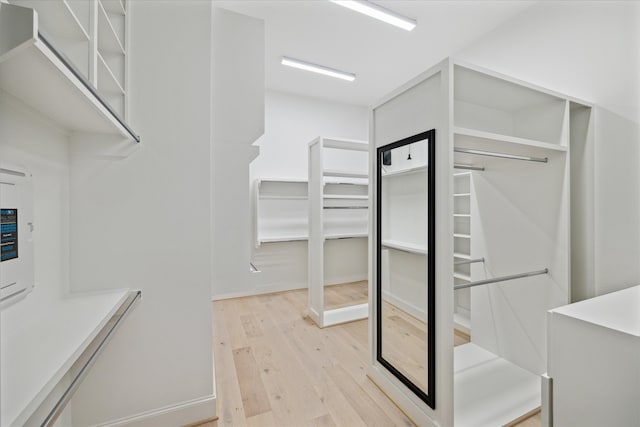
369;58;592;427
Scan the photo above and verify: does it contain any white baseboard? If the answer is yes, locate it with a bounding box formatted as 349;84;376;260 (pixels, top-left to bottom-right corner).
382;290;426;322
96;394;216;427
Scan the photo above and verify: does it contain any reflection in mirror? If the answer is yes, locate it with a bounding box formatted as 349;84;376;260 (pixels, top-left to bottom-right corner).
376;130;436;408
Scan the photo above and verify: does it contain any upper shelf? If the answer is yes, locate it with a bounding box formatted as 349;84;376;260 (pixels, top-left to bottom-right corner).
0;3;139;142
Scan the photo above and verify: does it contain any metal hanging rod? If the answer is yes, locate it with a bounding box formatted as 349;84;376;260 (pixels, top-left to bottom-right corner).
454;163;485;171
454;268;548;290
454;148;548;163
454;257;485;266
323;206;368;209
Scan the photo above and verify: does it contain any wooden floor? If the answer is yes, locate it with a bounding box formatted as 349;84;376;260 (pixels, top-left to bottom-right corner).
205;288;541;427
324;280;368;310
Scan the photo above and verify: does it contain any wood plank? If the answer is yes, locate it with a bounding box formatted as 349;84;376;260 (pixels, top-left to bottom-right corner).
232;347;271;418
240;314;263;338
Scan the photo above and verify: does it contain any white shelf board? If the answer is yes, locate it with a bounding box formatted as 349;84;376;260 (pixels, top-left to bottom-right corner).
454;312;471;334
454;171;471;178
381;239;426;255
454;343;540;427
454;272;471;282
258;195;308;200
0;34;137;141
100;0;126;15
97;51;124;95
382;163;427;178
14;0;89;41
454;127;567;153
1;289;131;426
325;232;368;240
454;233;471;239
454;214;471;218
454;252;471;260
323;194;368;200
258;235;308;243
322;137;368;152
258;178;308;184
97;0;125;55
323;169;368;179
454;193;471;197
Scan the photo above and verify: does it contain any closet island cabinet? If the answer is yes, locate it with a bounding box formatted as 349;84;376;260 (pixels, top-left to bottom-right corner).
0;0;138;142
369;58;592;426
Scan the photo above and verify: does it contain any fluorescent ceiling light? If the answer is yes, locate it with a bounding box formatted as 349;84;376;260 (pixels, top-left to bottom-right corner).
330;0;416;31
281;57;356;82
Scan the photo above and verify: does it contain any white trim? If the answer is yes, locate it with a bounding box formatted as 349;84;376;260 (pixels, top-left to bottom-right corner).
323;303;368;327
96;394;216;427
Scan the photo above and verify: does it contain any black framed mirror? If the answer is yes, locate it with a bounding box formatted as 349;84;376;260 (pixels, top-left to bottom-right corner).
376;130;436;409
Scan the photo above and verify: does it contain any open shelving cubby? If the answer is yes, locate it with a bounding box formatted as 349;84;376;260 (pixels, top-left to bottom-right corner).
254;179;309;246
1;1;137;142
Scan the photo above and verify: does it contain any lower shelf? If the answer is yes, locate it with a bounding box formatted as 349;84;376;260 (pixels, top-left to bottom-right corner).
454;343;540;427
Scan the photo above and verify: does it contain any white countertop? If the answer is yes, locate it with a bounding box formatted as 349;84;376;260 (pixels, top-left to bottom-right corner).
549;285;640;337
1;289;130;426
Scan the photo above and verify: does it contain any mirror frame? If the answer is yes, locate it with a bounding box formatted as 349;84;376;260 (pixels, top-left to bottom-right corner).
376;129;436;409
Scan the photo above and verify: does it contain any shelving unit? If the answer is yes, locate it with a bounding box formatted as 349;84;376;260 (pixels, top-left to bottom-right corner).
1;1;137;141
254;179;309;246
453;171;472;334
369;58;591;427
308;137;369;328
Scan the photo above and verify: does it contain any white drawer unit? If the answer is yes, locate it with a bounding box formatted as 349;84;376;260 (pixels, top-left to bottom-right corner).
0;164;34;308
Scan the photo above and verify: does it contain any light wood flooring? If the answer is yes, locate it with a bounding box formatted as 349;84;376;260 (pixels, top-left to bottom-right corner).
205;287;540;427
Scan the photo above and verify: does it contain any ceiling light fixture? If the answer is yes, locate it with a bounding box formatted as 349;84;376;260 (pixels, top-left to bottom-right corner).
330;0;416;31
281;57;356;82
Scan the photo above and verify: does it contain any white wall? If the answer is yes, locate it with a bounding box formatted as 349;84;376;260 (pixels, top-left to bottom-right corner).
456;0;640;297
211;7;263;298
68;2;215;425
219;91;369;299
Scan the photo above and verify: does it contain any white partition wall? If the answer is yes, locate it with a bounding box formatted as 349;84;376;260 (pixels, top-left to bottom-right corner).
308;137;369;328
369;58;592;426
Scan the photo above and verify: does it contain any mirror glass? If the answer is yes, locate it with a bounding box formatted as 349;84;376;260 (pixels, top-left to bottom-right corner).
376;130;435;408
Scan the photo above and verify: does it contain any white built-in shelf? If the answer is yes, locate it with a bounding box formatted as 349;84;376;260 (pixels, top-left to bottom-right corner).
259;195;307;200
1;289;134;426
258;235;308;244
454;127;568;153
325;232;368;240
0;3;138;142
454;193;471;197
322;137;369;152
381;163;427;178
100;0;126;15
324;169;368;179
454;233;471;239
323;194;368;200
97;52;124;95
454;171;472;178
13;0;90;42
454;312;471;334
454;252;472;260
454;214;471;218
454;272;471;281
97;1;125;56
381;239;427;255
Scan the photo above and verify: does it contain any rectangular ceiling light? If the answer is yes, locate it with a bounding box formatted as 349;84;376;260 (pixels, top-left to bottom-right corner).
330;0;416;31
281;57;356;82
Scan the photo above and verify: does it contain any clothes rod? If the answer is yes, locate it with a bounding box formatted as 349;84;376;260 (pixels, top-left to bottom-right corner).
454;257;484;266
454;268;548;290
454;163;485;171
41;291;141;426
323;206;368;209
454;148;547;163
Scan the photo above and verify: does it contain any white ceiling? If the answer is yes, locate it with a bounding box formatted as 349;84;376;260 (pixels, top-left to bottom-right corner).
214;1;535;107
